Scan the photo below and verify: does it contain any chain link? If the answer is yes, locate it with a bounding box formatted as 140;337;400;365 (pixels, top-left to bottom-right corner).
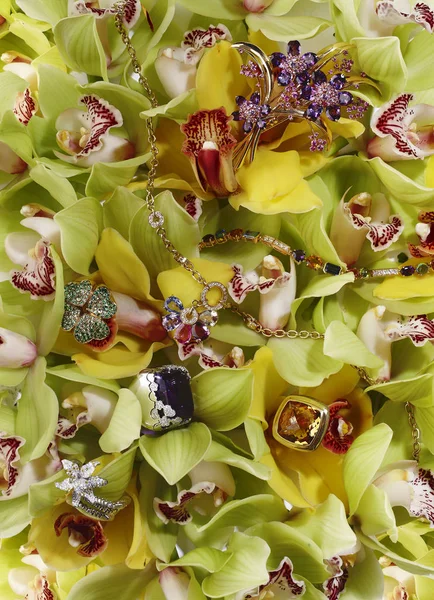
405;402;421;461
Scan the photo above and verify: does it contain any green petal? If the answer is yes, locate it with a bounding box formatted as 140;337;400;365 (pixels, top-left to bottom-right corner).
367;157;434;205
54;15;108;79
85;154;151;199
29;163;77;208
15;357;58;462
28;469;66;518
36;246;64;356
130;190;200;282
141;89;199;121
103;186;143;241
98;445;137;502
246;521;329;582
290;494;358;560
331;0;364;40
0;494;30;538
37;64;81;122
139;461;177;562
268;336;342;387
46;363;120;392
244;417;270;460
0;72;27;120
343;423;393;515
415;575;434;600
176;0;246;19
139;422;212;485
54;197;103;275
353;36;407;95
8;14;51;55
187;495;287;546
99;389;142;453
414;405;434;454
374;401;414;464
159;547;232;573
341;548;384;600
202;532;270;598
0;111;33;165
404;30;434;92
368;374;434;408
324;320;384;368
67;563;157;600
15;0;68;26
356;484;396;537
191;367;253;431
204;440;270;480
246;14;331;41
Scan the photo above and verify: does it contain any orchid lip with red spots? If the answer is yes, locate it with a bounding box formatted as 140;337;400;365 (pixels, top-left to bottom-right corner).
368;93;434;161
182;24;232;65
323;556;349;600
10;239;56;301
0;433;25;497
385;315;434;346
408;211;434;257
54;512;108;557
154;482;216;525
240;557;306;599
13;88;37;125
181;108;238;197
376;1;434;33
71;0;141;27
322;400;354;455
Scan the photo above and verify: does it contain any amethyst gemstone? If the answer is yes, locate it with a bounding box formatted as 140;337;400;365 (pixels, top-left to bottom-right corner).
287;40;301;56
313;70;327;84
270;52;285;67
306;104;323;120
261;104;271;116
132;366;194;432
235;95;246;106
301;85;312;100
277;72;291;86
250;92;260;104
243;121;253;133
232;110;240;121
326;105;341;121
257;119;266;129
338;91;353;106
295;70;309;85
162;313;181;332
293;249;306;263
302;52;318;67
330;74;346;90
400;265;415;276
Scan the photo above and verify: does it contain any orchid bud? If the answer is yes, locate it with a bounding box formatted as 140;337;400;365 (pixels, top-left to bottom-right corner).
155;47;197;99
356;306;391;382
259;255;296;331
0;327;37;368
330;192;372;265
243;0;274;12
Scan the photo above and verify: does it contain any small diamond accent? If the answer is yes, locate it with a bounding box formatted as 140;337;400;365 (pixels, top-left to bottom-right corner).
149;211;164;228
180;306;199;325
370;268;400;277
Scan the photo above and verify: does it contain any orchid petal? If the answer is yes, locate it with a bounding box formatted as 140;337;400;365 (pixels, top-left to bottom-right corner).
330;192;372;265
155;47;197;99
13;88;37;126
54;512;108;557
356;305;392;382
10;240;56;301
0;327;37;368
154;481;216;525
0;140;27;174
71;0;141;27
259;256;296;331
376;1;434;33
111;291;166;342
0;433;25;497
4;231;41;267
159;568;190;600
182;24;232;65
385;314;434;346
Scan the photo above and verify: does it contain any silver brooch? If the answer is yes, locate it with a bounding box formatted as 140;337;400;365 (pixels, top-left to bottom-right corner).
55;459;129;520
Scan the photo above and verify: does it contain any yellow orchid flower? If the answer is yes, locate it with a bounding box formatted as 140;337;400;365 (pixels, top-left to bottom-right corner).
248;350;373;508
54;229;170;379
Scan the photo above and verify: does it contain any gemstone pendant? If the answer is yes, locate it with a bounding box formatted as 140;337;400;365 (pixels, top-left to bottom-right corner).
130;365;194;433
272;395;330;452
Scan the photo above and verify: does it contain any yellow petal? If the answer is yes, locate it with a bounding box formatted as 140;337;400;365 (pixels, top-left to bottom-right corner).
328;117;365;139
248;346;288;425
29;504;92;571
248;30;281;56
95;228;159;308
298;151;330;178
157;258;234;307
299;365;359;403
374;272;434;299
72;341;167;379
231;149;322;214
260;452;311;508
196;41;250;113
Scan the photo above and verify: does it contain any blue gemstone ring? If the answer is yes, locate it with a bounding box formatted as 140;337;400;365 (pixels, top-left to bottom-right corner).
130;365;194;433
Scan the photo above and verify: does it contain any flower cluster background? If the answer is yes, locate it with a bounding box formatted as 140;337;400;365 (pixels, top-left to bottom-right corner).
1;0;434;599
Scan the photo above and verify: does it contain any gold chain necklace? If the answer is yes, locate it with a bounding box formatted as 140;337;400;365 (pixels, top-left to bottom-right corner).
113;2;422;458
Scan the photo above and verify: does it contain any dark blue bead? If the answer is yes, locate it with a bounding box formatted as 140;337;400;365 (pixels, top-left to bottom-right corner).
302;52;318;67
330;74;346;89
295;70;309;85
313;70;327;84
326;105;341;121
243;121;253;133
216;229;227;239
270;52;285;67
277;72;291;86
287;40;301;56
235;95;246;106
400;265;415;276
338;91;353;106
305;103;322;120
293;249;306;263
323;262;342;276
300;85;312;100
250;92;260;105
